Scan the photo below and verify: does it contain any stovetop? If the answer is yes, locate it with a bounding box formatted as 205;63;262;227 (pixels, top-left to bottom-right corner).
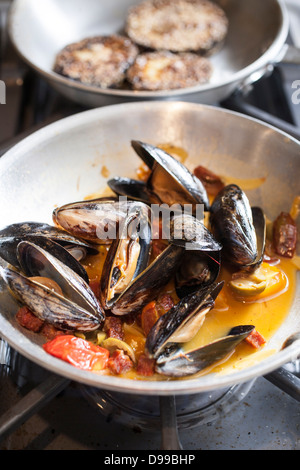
0;0;300;451
0;348;299;450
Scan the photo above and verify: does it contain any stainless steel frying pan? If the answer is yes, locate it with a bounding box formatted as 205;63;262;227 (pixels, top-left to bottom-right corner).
0;101;299;396
7;0;299;107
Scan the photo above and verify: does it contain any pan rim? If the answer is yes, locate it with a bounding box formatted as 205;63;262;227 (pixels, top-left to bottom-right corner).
0;100;299;395
7;0;290;99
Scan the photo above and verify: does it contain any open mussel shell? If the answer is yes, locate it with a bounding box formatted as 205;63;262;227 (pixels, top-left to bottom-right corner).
155;325;255;377
175;250;221;298
100;202;152;309
131;140;210;211
108;243;184;316
15;235;90;283
0;221;95;269
145;281;224;359
0;266;102;332
13;240;105;328
210;184;258;268
52;197;133;244
107;177;156;205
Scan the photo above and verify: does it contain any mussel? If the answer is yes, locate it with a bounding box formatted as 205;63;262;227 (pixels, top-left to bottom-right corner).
167;213;222;297
145;282;254;377
155;325;255;377
250;206;266;270
0;240;105;331
107;177;154;205
100;201;152;310
53;197;133;244
102;242;184;316
108;141;210;211
210;184;265;269
0;221;95;276
145;281;224;359
175;250;221;298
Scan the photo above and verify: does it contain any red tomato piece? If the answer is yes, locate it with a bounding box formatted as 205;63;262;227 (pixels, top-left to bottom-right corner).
43;335;109;371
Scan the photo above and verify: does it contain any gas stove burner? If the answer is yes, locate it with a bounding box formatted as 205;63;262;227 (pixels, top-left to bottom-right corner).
80;380;255;432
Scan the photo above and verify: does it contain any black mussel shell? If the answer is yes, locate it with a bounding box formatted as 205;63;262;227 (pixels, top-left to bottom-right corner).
131;140;210;211
0;266;103;332
107;177;157;204
168;213;222;251
155;325;255;377
16;241;105;322
0;221;95;269
145;281;224;359
175;250;221;298
109;243;184;316
210;184;257;267
52;197;133;244
100;202;152;309
16;236;89;283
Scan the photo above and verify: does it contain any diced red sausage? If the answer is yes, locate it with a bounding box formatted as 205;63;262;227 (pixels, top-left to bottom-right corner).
272;212;297;258
136;354;156;376
41;323;66;340
107;350;133;375
141;294;175;336
156;293;175;314
103;316;124;341
141;301;160;336
245;329;266;349
16;306;44;333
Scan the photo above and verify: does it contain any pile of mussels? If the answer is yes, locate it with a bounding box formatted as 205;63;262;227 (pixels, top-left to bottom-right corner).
0;141;267;377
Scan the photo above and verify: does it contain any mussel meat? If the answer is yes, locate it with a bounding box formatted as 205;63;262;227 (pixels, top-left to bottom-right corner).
100;201;152;310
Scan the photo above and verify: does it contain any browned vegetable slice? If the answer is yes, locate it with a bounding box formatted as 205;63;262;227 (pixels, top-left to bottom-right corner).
125;0;228;54
54;35;138;88
126;51;212;91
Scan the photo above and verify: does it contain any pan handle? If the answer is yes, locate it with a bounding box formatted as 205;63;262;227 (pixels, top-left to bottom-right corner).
235;42;300;97
276;43;300;65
